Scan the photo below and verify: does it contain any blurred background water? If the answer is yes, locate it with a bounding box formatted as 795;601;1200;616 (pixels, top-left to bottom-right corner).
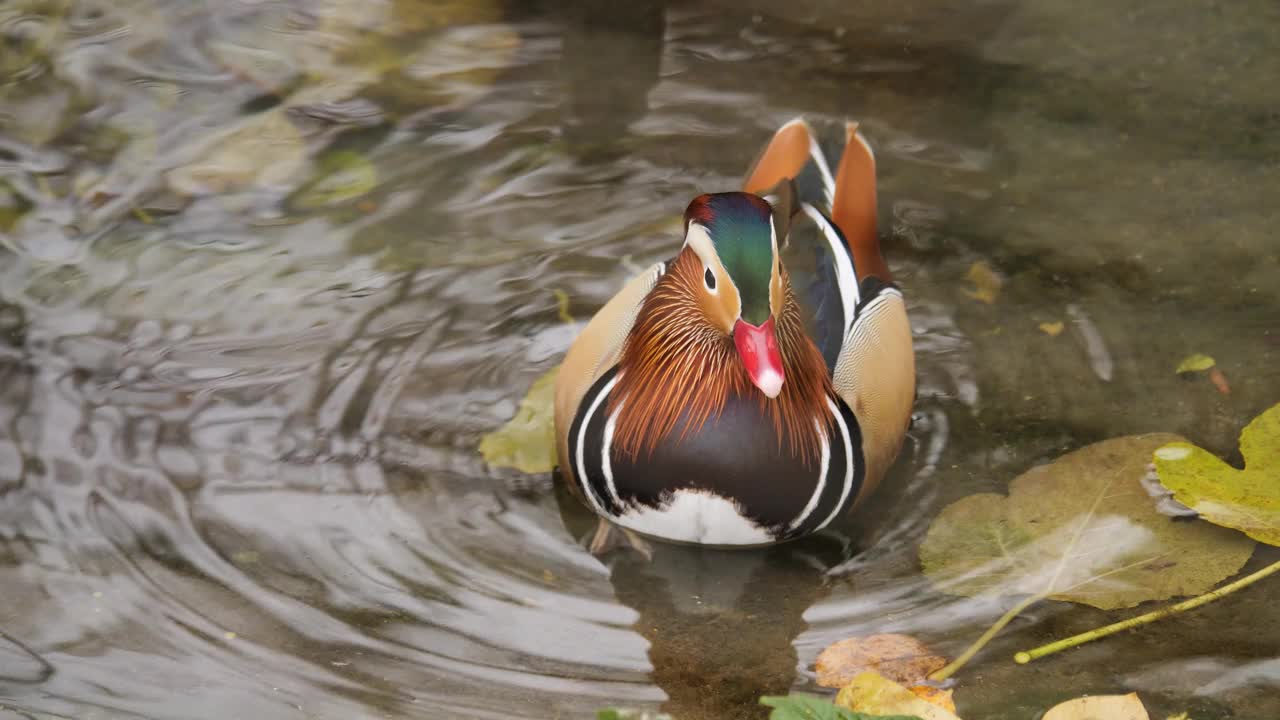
1;0;1278;718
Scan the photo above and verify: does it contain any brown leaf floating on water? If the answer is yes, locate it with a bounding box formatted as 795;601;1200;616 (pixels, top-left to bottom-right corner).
815;633;947;688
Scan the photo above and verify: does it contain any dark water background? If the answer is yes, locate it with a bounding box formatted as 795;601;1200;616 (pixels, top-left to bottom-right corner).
1;0;1278;718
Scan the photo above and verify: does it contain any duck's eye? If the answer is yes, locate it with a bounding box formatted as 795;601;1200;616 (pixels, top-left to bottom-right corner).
704;267;717;291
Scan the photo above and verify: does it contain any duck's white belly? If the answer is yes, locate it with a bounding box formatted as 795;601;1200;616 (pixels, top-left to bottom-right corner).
613;489;774;546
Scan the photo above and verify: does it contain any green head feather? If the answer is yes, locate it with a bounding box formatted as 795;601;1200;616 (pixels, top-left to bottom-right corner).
689;193;775;324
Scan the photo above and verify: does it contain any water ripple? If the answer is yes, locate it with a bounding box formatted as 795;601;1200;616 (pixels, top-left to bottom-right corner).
3;2;1274;719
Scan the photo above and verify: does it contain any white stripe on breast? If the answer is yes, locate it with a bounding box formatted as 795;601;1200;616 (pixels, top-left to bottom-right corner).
788;418;830;533
600;402;623;508
815;396;855;531
575;373;620;517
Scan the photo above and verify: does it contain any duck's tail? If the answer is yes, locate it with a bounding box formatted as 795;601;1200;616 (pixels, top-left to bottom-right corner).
742;117;890;282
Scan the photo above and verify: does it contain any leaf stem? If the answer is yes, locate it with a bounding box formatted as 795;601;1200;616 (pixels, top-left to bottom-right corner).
1016;557;1280;664
930;593;1044;681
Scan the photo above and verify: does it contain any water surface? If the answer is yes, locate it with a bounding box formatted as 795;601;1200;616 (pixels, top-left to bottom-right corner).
2;1;1278;718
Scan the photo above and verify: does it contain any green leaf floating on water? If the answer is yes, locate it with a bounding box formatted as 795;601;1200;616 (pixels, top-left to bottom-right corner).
478;366;558;474
1153;402;1280;545
919;433;1255;679
760;693;920;720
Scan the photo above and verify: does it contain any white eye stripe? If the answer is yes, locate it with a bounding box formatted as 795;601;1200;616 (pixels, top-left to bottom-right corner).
769;214;781;294
684;222;716;262
683;221;742;317
687;222;728;295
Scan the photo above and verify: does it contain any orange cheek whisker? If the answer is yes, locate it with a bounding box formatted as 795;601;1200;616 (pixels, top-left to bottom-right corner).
610;252;833;465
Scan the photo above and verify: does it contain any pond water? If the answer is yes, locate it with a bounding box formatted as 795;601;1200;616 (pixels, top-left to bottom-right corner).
1;0;1278;718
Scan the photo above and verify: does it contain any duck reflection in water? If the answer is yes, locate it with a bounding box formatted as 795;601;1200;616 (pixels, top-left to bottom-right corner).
550;3;836;714
545;1;950;716
556;482;855;720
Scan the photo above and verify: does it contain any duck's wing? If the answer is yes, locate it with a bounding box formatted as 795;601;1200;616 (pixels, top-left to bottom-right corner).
745;118;915;494
823;121;914;494
779;205;850;370
554;261;667;482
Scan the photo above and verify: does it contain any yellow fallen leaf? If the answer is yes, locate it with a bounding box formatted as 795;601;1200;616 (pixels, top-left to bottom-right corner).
816;634;946;688
835;671;962;720
1039;321;1064;337
963;261;1002;304
1175;353;1216;373
552;289;574;324
1042;693;1149;720
1154;401;1280;545
1164;713;1189;720
478;366;558;474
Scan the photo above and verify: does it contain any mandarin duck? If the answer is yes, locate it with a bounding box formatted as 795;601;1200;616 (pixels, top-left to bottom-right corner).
554;117;916;551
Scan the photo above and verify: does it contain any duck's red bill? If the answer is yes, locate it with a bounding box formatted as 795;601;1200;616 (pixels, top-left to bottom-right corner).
733;317;785;398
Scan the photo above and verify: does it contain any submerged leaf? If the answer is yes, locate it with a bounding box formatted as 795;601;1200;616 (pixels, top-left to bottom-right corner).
400;24;522;107
835;673;958;720
921;434;1255;610
962;261;1002;304
208;41;300;94
1038;321;1065;337
1042;693;1149;720
596;709;674;720
292;151;378;209
478;366;558;474
1153;402;1280;546
761;693;920;720
167;109;308;196
816;634;947;689
1175;353;1216;373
